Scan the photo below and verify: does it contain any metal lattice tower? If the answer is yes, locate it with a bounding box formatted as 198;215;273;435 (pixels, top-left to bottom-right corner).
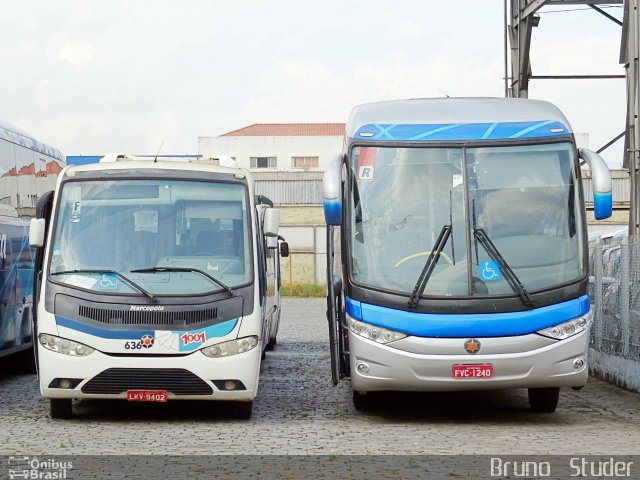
506;0;639;234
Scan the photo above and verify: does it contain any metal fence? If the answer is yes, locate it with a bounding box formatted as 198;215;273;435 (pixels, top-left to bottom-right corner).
589;234;640;359
589;233;640;390
254;180;323;205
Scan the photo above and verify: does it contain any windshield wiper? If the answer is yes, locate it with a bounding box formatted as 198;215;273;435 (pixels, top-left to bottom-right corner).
51;269;157;303
473;228;535;307
407;224;452;309
131;267;233;297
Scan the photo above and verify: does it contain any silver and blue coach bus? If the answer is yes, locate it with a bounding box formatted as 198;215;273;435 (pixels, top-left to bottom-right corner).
323;98;612;412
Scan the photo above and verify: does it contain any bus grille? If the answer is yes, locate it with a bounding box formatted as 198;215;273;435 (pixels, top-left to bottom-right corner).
81;368;213;395
78;305;218;326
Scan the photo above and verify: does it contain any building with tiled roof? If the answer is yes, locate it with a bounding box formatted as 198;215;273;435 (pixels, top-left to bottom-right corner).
199;123;345;172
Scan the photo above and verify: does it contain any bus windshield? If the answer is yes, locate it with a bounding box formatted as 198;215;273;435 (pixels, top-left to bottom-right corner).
49;179;252;296
349;142;584;298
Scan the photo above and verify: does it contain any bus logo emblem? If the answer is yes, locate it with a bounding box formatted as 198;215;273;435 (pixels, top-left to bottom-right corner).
140;334;154;348
464;338;481;354
181;332;206;347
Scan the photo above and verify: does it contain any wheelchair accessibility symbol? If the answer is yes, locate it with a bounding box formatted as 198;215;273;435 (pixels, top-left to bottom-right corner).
98;273;118;290
480;260;501;281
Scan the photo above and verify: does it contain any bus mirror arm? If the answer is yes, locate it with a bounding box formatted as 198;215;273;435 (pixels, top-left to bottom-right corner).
579;148;612;220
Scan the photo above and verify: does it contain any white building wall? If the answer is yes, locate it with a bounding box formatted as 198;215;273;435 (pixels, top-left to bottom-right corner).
198;135;343;171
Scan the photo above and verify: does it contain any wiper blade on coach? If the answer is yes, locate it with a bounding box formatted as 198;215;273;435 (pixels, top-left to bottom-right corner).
473;228;535;307
51;269;157;303
131;266;233;297
407;223;452;309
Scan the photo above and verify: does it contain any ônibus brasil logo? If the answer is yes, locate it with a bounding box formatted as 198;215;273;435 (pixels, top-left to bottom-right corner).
8;456;72;479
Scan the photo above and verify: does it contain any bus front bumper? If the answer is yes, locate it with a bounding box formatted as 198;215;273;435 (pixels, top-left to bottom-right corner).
349;329;589;392
38;343;260;402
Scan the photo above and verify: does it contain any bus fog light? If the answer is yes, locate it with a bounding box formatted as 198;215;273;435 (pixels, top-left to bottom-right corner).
38;334;94;357
573;358;585;369
224;380;236;391
346;315;407;344
356;362;369;375
201;336;259;358
537;311;593;340
58;378;72;389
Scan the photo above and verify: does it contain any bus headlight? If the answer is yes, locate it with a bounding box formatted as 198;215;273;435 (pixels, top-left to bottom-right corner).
38;334;95;356
201;336;259;358
346;315;407;344
537;310;593;340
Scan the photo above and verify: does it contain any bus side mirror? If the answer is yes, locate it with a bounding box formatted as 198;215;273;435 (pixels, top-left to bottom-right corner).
29;218;46;248
323;154;343;226
280;241;289;258
579;148;612;220
263;208;279;237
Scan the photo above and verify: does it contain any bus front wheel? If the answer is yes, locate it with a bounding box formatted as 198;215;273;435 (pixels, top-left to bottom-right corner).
232;401;253;420
528;387;559;413
50;399;72;419
352;391;368;411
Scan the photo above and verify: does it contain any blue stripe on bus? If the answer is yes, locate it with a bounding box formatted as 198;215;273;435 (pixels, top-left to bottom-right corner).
353;120;569;142
345;295;590;338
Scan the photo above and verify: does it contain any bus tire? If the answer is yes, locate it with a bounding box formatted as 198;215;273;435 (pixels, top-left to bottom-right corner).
266;336;276;351
528;387;559;413
50;399;72;419
15;347;37;374
352;391;367;411
232;401;253;420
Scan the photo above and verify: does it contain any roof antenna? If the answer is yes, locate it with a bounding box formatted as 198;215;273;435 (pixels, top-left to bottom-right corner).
437;89;450;98
153;140;164;163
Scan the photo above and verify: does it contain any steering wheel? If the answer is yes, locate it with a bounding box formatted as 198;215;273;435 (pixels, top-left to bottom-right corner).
394;251;454;268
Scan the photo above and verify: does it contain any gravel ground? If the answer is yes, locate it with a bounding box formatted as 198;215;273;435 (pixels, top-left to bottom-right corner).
0;297;639;456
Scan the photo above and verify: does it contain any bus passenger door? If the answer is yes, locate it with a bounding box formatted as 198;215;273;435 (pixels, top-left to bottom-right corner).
254;207;269;354
260;206;280;352
29;191;55;371
323;155;349;385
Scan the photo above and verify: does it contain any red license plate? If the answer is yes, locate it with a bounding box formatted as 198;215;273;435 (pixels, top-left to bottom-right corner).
452;364;493;379
127;390;168;402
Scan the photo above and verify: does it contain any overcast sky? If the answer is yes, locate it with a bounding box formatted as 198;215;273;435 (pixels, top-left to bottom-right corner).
0;1;627;166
